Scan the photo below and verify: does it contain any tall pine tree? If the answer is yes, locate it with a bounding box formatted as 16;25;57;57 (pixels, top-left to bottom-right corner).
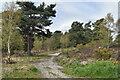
16;2;56;55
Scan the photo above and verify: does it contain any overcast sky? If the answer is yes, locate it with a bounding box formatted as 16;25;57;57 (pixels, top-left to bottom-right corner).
0;0;118;32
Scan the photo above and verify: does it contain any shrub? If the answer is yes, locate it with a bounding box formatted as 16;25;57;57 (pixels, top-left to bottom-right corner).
33;37;42;50
85;40;107;48
109;58;119;64
61;49;69;55
30;66;38;72
61;48;75;55
94;48;113;60
76;44;84;50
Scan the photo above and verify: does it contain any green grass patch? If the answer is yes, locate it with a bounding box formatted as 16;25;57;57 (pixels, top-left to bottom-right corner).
2;56;42;78
59;61;119;78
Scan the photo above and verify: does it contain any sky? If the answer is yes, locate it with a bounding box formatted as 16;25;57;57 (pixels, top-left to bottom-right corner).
47;2;118;32
0;0;118;32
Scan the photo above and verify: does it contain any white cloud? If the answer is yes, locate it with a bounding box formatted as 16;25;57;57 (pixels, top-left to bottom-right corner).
57;20;73;31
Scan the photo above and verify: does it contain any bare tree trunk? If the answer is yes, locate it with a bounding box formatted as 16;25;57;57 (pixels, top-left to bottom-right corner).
8;35;11;54
107;28;110;48
27;35;30;55
29;36;32;56
7;31;11;63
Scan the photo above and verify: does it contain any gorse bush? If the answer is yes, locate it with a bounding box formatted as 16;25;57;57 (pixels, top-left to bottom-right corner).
95;47;113;60
76;44;84;50
109;58;119;64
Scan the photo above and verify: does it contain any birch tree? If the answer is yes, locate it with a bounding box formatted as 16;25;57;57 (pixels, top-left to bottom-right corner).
2;2;18;63
105;13;114;48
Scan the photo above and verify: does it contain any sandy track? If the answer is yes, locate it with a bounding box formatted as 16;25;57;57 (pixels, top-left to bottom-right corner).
34;57;71;78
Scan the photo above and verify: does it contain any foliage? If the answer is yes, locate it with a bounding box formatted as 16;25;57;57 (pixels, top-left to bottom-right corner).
94;48;113;60
68;21;95;47
83;21;93;43
109;58;119;64
43;37;56;50
52;30;62;49
33;37;42;50
61;49;69;55
60;47;76;55
85;40;108;48
76;44;84;50
69;21;85;46
92;18;111;44
2;29;24;53
60;33;70;48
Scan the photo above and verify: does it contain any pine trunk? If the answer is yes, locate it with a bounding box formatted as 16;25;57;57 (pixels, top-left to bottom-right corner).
41;37;44;50
27;35;32;56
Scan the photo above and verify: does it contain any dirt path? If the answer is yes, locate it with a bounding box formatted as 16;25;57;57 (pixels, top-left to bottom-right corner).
34;57;71;78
